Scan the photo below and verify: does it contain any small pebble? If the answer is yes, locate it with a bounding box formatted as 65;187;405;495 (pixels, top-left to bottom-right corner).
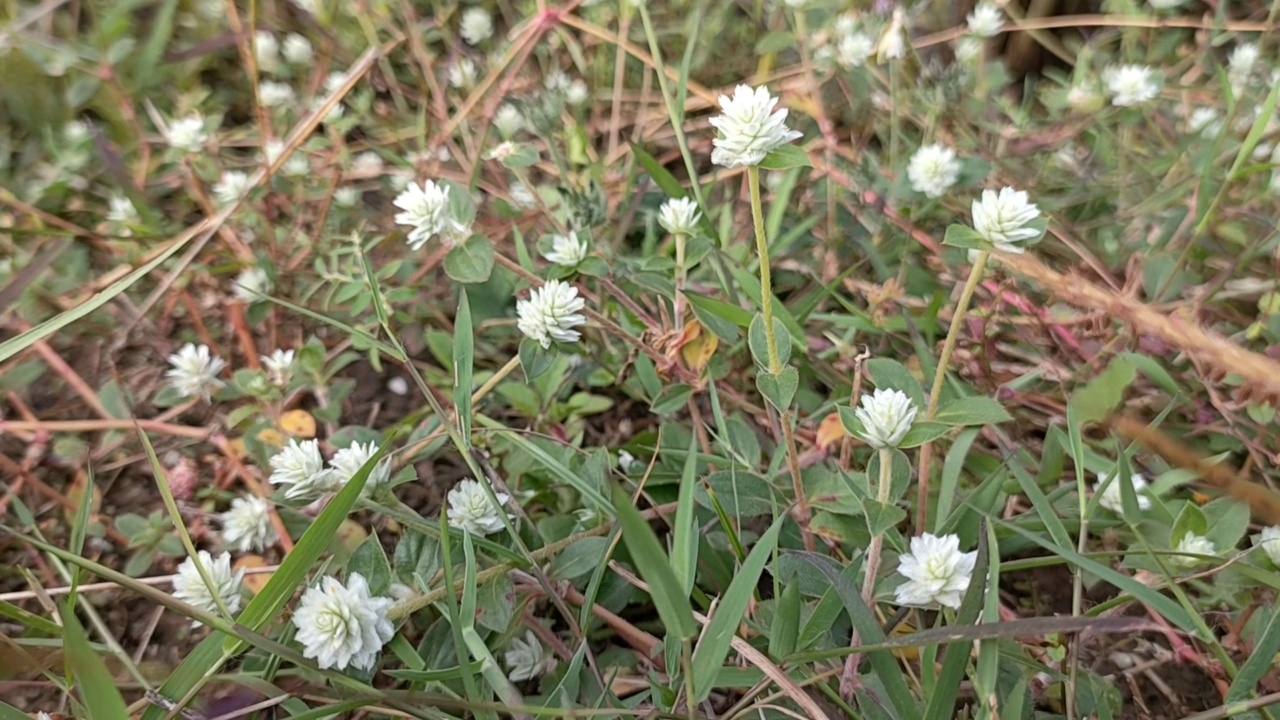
387;377;409;395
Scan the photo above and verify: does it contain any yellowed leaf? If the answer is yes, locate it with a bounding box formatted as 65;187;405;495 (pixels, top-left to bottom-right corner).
815;413;847;451
279;409;317;438
234;555;273;595
224;437;248;460
679;321;719;375
64;471;101;524
256;428;286;450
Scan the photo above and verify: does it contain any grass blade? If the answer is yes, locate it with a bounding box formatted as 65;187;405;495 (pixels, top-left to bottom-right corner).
922;521;990;720
612;485;697;641
61;601;130;720
454;289;474;443
691;514;783;703
671;433;700;597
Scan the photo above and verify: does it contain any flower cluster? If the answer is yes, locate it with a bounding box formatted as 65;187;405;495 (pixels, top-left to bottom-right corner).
894;533;977;609
853;388;917;449
293;573;394;670
907;144;962;199
172;550;244;626
165;343;227;401
517;280;587;348
447;479;512;536
393;180;473;250
971;187;1041;253
220;496;277;553
268;439;391;500
709;85;803;168
1095;471;1151;513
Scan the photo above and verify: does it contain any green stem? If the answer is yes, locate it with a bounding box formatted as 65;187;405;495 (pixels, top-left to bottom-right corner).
674;231;688;333
748;166;781;374
917;250;990;533
860;447;894;604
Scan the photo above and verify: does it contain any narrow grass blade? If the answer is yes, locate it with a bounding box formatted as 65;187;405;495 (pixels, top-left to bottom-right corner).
795;552;917;719
671;433;700;598
1226;604;1280;703
61;602;130;720
923;522;990;720
454;290;475;443
612;486;697;641
691;514;783;703
486;422;611;514
0;702;33;720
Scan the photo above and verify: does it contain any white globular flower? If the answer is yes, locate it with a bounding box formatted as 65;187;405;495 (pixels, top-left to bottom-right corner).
494;104;525;137
460;7;494;45
966;2;1004;38
220;496;277;553
658;197;702;236
282;34;314;65
837;33;875;68
516;279;587;348
292;573;394;671
254;31;281;73
852;388;917;449
1188;108;1222;137
1171;532;1216;568
1102;65;1161;107
283;153;311;177
1256;526;1280;566
172;550;244;625
708;85;803;169
509;181;538;209
505;630;554;681
259;81;295;108
1095;471;1152;513
234;266;272;303
543;231;589;267
106;194;138;225
955;36;984;64
165;343;226;401
262;349;295;387
971;187;1041;253
263;139;286;167
393;180;468;250
64;120;91;143
333;186;360;208
447;479;511;536
907;143;962;199
165;115;208;152
327;441;392;492
565;79;590;105
352;151;384;175
268;439;331;499
213;171;253;206
324;70;349;95
893;533;977;609
1228;43;1259;89
448;57;478;88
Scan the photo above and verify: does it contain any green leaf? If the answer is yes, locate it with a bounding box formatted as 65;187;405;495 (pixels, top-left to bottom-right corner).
754;30;795;54
454;291;474;442
691;515;784;703
62;602;130;720
896;421;952;449
756;366;798;411
498;144;540;168
694;471;776;518
519;338;555;381
748;313;791;369
650;383;693;415
1226;605;1280;703
684;292;753;328
759;144;812;170
942;223;988;250
443;235;495;284
672;434;700;598
768;581;801;659
348;534;393;597
865;358;925;406
1069;357;1136;425
631;143;687;199
686;293;742;343
612;486;698;641
861;499;907;538
476;572;516;632
551;536;610;582
934;396;1013;426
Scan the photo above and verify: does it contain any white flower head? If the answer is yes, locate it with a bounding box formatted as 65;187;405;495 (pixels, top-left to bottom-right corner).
221;496;277;553
1102;65;1161;107
64;120;91;143
658;197;702;236
1147;0;1185;7
293;573;394;671
709;85;803;168
282;34;314;65
213;171;253;206
618;450;637;472
334;186;360;208
106;194;138;224
173;550;244;626
1095;471;1152;513
907;143;962;199
971;186;1041;253
876;10;909;62
165;343;226;401
543;231;589;267
327;441;392;492
283;153;311;177
448;57;478;88
506;630;554;681
324;70;349;95
894;533;977;609
1228;43;1259;89
1171;532;1216;568
460;7;494;45
955;37;984;64
263;139;286;167
165;115;208;153
262;349;295;386
967;2;1004;38
269;438;332;499
447;479;511;535
837;33;875;68
352;151;384;175
509;181;538;209
1256;526;1280;566
254;31;281;73
259;81;295;108
234;266;272;303
517;279;587;348
852;387;917;449
565;79;590;105
1184;107;1219;136
494;104;525;137
393;180;470;250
